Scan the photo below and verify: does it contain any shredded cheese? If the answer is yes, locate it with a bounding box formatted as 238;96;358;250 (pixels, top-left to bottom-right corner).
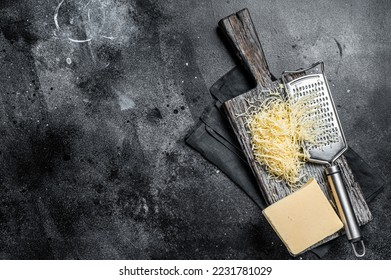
244;91;321;188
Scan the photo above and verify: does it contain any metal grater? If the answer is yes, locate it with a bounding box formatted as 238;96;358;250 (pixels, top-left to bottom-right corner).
282;62;365;257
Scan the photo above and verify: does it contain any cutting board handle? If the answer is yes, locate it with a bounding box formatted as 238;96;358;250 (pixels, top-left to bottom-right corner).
219;8;272;87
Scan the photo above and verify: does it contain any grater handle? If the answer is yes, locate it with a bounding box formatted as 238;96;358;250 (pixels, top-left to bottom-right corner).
219;9;273;88
325;165;365;257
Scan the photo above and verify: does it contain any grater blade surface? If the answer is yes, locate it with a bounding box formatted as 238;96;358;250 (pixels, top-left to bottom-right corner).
283;63;347;165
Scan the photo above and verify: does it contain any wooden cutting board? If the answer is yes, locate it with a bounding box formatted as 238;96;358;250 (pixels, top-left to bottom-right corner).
218;9;372;235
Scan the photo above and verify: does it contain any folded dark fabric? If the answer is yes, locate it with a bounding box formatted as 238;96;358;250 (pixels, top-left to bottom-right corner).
185;66;386;258
187;104;266;209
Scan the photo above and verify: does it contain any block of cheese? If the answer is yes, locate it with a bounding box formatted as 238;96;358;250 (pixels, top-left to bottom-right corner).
262;178;343;255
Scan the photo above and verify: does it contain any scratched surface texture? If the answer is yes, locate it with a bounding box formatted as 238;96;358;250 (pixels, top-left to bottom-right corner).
0;0;390;259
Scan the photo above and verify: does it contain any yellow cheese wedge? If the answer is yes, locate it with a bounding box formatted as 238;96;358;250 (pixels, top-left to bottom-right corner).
262;178;343;255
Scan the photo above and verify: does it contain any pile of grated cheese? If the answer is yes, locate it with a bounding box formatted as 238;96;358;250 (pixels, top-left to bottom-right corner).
246;93;320;188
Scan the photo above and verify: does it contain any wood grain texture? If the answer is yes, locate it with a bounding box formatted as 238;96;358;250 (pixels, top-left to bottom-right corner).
219;9;372;251
219;9;273;88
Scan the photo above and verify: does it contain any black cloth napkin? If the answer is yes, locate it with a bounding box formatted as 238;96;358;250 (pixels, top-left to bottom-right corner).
186;66;386;258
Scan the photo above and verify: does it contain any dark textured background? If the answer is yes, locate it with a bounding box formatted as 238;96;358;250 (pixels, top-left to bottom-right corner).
0;0;390;259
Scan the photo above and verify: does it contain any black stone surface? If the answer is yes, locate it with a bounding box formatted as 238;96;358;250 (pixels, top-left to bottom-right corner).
0;0;390;259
